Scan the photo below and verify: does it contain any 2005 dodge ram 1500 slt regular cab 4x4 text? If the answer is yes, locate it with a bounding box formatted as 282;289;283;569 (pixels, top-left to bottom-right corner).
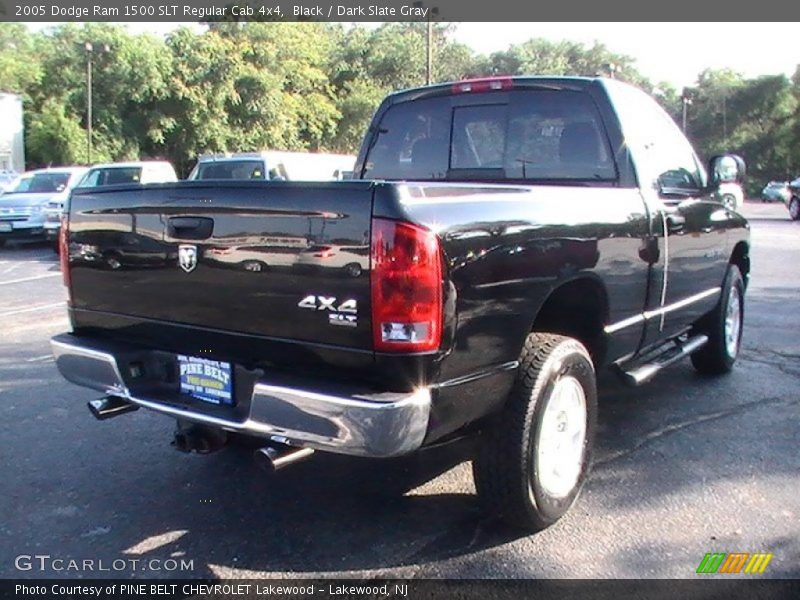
51;77;749;531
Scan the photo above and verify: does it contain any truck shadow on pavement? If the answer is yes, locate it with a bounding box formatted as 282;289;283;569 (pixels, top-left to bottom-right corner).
101;348;797;576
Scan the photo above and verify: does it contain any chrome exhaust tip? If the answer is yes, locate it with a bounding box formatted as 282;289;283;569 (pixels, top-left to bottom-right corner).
87;396;139;421
254;445;315;473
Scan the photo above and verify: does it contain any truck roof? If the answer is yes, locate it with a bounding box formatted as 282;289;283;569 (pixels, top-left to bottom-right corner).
24;166;88;176
87;161;173;170
386;75;613;104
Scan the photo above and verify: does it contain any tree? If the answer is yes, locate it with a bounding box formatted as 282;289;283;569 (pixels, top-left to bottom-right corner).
26;98;88;166
0;24;41;95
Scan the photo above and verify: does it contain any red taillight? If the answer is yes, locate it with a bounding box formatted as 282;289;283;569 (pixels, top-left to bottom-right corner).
370;218;442;353
451;76;513;94
59;214;70;291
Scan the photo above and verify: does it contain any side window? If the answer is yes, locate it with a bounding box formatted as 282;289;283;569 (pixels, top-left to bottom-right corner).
608;82;706;193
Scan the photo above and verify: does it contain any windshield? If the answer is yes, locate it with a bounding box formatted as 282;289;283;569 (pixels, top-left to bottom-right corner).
193;160;266;180
77;167;143;188
10;173;70;194
363;90;617;182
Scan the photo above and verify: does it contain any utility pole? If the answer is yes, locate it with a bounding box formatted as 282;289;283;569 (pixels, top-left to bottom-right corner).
426;18;433;85
413;2;438;85
681;88;693;133
85;43;93;164
722;93;727;146
83;42;110;165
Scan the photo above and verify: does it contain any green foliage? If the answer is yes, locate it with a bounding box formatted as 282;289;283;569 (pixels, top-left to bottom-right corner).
26;98;88;166
10;23;800;187
0;24;41;95
683;69;800;191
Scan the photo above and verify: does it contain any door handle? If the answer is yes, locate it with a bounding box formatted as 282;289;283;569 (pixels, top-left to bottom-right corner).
167;216;214;240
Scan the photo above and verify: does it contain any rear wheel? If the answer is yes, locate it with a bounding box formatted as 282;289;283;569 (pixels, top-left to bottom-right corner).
691;265;744;375
789;197;800;221
473;333;597;531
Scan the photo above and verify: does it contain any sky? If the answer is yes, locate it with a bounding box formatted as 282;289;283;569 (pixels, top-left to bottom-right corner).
452;22;799;88
24;21;799;89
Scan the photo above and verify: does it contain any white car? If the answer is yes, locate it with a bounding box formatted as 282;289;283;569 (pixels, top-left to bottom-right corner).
75;161;178;188
187;151;356;182
0;167;88;248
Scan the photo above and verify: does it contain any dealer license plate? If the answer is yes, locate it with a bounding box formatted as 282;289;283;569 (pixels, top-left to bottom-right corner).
178;355;234;405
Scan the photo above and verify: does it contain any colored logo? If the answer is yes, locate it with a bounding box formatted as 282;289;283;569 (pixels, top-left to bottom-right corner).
696;552;773;574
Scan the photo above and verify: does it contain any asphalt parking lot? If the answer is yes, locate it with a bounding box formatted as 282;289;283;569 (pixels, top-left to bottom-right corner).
1;202;798;579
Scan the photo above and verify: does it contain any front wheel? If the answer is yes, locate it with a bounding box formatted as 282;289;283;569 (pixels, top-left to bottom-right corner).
789;197;800;221
473;333;597;531
691;265;744;375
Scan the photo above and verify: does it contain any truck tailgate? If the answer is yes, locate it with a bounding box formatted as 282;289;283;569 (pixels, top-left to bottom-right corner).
67;181;374;351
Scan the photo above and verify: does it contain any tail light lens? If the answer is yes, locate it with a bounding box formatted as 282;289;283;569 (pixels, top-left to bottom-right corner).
370;218;442;352
59;213;70;291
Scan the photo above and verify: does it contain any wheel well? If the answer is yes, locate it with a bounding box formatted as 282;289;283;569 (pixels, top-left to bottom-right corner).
530;278;608;366
730;242;750;283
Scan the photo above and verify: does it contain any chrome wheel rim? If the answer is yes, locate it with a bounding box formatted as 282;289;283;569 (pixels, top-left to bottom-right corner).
724;286;742;358
535;376;587;499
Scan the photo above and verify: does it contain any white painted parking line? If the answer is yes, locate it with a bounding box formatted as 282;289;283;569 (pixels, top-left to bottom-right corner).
1;264;22;275
25;355;54;363
0;302;64;317
0;273;60;286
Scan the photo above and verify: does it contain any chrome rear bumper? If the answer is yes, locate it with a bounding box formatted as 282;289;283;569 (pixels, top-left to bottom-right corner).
50;334;431;457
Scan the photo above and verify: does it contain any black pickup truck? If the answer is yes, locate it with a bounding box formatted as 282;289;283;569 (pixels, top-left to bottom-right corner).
52;77;749;531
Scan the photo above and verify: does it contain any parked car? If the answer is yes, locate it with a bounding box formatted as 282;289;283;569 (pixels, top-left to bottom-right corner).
75;161;178;188
761;181;790;203
52;77;749;531
787;177;800;220
0;167;87;248
187;151;356;182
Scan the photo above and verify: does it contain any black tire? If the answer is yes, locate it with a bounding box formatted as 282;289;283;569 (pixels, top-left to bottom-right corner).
789;197;800;221
472;333;597;531
0;239;6;249
343;262;362;278
690;265;744;375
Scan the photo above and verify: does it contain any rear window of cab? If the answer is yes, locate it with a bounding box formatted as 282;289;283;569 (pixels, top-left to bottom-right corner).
363;90;616;182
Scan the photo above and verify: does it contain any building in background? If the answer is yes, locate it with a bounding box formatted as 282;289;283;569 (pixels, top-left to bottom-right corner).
0;93;25;173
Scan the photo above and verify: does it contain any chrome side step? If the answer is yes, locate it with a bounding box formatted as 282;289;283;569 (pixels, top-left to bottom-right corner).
619;334;708;386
